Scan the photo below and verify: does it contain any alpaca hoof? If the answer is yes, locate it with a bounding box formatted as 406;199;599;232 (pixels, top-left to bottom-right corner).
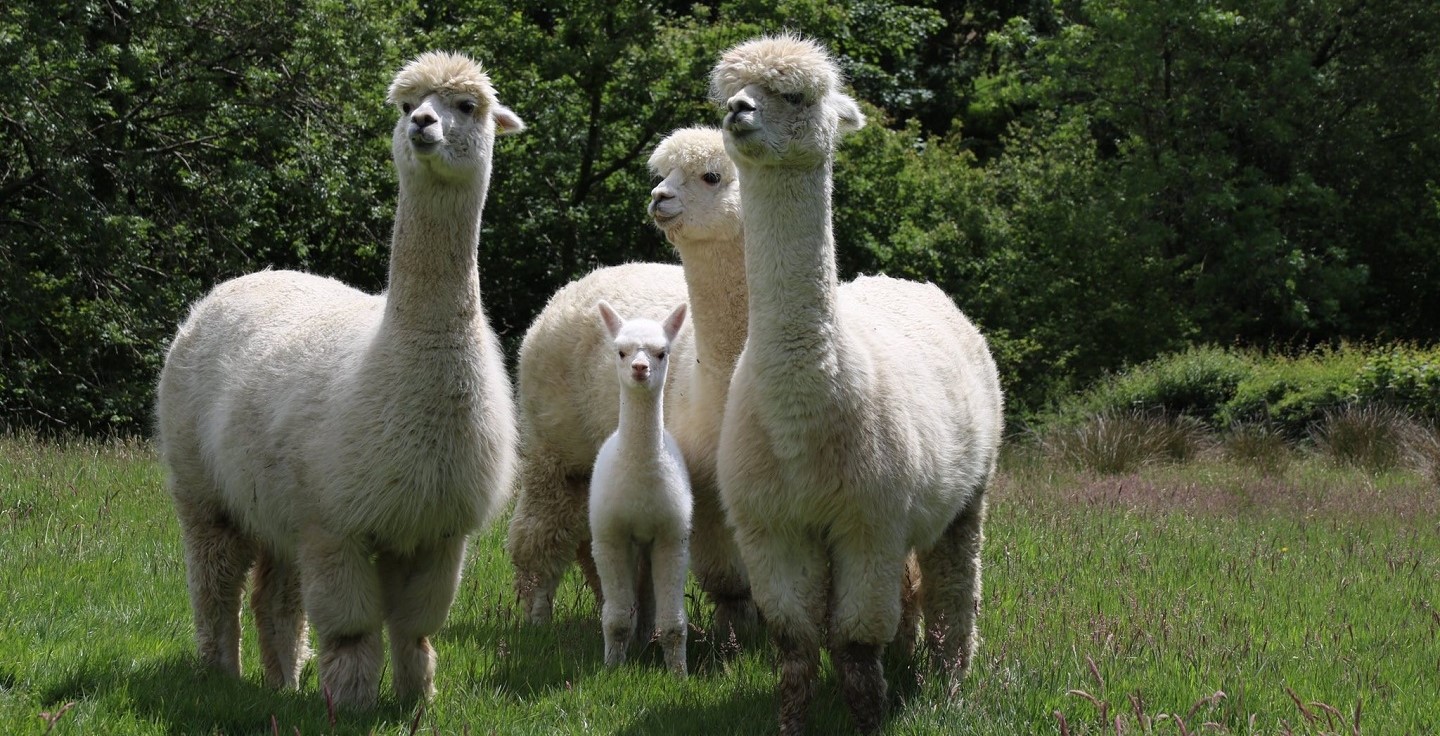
836;642;887;734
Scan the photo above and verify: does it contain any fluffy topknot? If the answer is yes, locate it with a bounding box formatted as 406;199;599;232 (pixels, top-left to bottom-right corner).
709;34;842;105
647;127;731;178
387;51;498;106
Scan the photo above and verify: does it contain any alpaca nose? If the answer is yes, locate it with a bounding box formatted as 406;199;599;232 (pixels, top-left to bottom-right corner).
631;359;650;380
728;96;755;114
411;110;438;129
652;188;674;203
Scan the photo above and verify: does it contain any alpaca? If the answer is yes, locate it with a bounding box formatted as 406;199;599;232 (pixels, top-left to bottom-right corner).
589;301;692;675
507;128;756;637
711;35;1004;734
154;51;523;709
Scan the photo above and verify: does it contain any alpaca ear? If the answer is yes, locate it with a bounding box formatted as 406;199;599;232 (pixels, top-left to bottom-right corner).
662;303;688;342
492;104;526;136
832;92;866;136
597;300;623;339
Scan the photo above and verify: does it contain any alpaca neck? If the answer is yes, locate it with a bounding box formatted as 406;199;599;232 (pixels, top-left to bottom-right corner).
675;237;749;381
382;173;489;338
616;387;667;451
737;164;839;355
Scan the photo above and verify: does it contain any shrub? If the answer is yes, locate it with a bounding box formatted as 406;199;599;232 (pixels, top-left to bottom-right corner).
1353;345;1440;422
1049;346;1254;428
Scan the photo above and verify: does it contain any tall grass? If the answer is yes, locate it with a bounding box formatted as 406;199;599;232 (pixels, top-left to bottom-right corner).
3;435;1438;734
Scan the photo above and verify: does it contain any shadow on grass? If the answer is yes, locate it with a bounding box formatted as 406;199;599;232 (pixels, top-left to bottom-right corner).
612;651;928;736
41;653;412;735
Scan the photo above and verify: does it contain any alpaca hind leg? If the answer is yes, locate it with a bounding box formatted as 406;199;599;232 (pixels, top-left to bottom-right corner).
919;492;987;683
893;552;922;657
650;534;690;676
174;498;254;679
592;537;639;667
379;537;467;702
736;528;826;736
828;537;907;734
508;458;592;623
252;548;308;688
301;529;384;709
690;487;757;640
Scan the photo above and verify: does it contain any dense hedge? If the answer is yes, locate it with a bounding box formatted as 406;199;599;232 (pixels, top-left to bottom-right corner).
1050;344;1440;437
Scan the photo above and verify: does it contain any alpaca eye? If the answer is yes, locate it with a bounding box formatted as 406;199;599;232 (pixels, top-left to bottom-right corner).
657;351;667;360
402;102;413;114
781;92;804;105
458;100;477;115
618;350;627;359
702;172;721;185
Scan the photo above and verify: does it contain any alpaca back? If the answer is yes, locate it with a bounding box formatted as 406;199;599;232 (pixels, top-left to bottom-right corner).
518;263;695;470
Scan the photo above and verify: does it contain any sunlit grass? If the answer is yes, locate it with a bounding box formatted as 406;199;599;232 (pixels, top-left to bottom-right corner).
2;435;1436;734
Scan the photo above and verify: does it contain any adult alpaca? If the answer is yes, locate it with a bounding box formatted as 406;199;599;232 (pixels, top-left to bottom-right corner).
507;128;755;636
712;35;1003;734
155;51;523;709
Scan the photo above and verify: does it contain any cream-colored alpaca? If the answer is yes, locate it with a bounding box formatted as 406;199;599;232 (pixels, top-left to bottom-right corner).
155;51;523;709
589;302;692;676
507;129;755;636
712;35;1004;734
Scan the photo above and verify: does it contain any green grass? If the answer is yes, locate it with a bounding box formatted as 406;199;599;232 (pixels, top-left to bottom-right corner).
2;435;1437;734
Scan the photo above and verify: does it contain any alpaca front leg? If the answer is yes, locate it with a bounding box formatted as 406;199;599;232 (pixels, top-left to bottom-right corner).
828;537;908;734
252;548;309;688
175;498;255;679
379;538;467;702
650;535;690;676
919;492;987;682
735;527;827;736
301;530;384;709
592;537;639;667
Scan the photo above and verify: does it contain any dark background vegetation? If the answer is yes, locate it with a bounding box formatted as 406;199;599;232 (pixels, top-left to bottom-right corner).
3;0;1438;437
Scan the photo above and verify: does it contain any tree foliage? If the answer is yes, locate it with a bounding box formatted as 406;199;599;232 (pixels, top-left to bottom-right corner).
2;0;1437;436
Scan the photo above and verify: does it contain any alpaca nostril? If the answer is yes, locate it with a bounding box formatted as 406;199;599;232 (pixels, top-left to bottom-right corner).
728;97;755;114
652;190;674;202
411;111;438;129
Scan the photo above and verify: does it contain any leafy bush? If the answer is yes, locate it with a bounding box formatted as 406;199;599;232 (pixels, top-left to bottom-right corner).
1047;346;1254;428
1052;344;1440;440
1353;345;1440;422
1219;346;1370;436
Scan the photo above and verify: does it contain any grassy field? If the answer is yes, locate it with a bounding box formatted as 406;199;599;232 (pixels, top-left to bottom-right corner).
1;435;1436;735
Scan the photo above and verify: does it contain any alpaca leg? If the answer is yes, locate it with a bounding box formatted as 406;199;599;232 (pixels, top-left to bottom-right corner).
650;535;690;676
300;529;384;710
174;497;254;679
690;487;757;640
252;548;308;688
828;537;908;734
508;455;592;623
379;537;467;702
592;536;638;667
736;528;826;736
894;552;923;657
918;492;987;682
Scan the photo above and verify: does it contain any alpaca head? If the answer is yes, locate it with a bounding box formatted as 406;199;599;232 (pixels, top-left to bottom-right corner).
597;300;687;394
387;51;525;185
710;34;866;168
647;127;742;246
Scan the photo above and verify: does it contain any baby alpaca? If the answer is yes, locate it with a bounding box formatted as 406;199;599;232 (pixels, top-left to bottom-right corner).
589;301;693;676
